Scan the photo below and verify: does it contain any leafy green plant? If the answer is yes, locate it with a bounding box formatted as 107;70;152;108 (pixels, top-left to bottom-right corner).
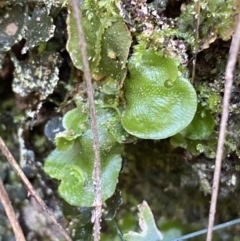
67;5;132;80
170;106;216;157
3;0;237;240
178;0;236;50
121;50;197;139
44;0;200;209
123;201;163;241
44;103;123;206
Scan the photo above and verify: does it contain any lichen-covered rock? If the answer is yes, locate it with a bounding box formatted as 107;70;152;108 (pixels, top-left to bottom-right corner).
0;6;25;52
12;52;61;99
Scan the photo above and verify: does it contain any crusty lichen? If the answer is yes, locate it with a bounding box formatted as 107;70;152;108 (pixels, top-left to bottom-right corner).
12;52;62;100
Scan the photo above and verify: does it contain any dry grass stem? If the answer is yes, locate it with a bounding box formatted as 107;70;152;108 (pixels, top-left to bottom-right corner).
0;137;73;241
0;177;26;241
69;1;102;240
206;14;240;241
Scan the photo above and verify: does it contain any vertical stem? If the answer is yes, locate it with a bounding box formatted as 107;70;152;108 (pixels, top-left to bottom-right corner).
191;0;200;83
69;1;102;240
206;14;240;241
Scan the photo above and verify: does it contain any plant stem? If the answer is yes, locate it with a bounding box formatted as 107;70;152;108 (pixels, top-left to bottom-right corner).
0;137;73;241
169;218;240;241
112;218;124;241
69;1;102;241
0;177;26;241
206;13;240;241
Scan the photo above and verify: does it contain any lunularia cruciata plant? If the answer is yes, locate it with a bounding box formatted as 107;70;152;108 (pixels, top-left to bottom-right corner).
121;50;197;139
44;105;123;207
123;200;163;241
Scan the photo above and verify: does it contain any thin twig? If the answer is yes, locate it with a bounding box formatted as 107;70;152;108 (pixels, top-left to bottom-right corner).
191;0;200;83
206;14;240;241
0;137;73;241
0;177;26;241
169;217;240;241
112;219;124;241
69;1;102;241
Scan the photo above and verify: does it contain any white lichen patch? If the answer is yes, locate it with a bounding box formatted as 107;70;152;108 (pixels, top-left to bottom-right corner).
12;52;62;100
